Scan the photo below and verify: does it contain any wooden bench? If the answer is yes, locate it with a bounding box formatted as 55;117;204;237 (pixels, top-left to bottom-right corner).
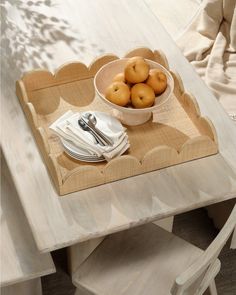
0;155;55;295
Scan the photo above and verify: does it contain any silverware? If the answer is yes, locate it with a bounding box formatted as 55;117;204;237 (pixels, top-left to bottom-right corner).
78;119;107;146
83;113;113;146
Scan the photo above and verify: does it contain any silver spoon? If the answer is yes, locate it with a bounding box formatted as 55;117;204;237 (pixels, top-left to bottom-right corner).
84;113;113;146
78;119;106;146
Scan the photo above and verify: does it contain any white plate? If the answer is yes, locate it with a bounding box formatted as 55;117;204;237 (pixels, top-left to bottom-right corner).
65;149;105;163
61;138;96;157
63;142;104;159
62;140;105;161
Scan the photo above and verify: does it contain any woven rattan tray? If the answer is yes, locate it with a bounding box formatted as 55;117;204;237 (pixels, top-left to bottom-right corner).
16;48;218;196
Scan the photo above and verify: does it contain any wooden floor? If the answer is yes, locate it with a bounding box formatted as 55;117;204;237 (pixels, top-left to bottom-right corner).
41;208;236;295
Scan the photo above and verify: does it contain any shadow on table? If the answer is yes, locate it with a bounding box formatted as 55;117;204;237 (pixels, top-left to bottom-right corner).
96;152;236;222
60;152;236;235
1;0;83;77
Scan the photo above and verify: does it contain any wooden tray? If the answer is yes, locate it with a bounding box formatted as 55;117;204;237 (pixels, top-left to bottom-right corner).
16;48;218;196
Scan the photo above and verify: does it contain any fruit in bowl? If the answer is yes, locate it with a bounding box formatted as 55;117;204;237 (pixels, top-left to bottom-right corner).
124;56;150;84
146;69;167;95
104;56;167;109
131;83;155;109
94;56;174;125
113;72;132;89
105;81;130;107
113;73;126;83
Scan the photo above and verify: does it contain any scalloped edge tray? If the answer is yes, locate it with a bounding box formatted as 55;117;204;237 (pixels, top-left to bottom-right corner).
16;47;218;196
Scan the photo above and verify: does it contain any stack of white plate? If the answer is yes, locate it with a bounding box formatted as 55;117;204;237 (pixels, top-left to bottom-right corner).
54;111;129;162
61;139;105;162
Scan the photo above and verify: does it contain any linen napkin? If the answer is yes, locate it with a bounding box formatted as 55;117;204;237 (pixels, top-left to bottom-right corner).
49;110;130;161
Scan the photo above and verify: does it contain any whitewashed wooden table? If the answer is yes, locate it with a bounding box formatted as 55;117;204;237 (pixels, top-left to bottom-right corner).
1;0;236;254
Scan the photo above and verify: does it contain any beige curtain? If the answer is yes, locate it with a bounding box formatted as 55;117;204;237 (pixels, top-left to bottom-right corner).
177;0;236;121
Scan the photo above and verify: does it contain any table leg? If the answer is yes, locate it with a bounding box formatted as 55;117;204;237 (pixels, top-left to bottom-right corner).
68;237;105;276
206;199;236;249
153;216;174;232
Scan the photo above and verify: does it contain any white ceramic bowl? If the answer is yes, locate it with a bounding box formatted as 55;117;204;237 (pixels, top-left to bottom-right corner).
94;58;174;126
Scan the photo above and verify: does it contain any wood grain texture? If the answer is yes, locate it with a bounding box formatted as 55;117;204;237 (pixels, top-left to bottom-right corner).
1;0;236;252
73;206;235;295
16;49;218;195
0;156;55;287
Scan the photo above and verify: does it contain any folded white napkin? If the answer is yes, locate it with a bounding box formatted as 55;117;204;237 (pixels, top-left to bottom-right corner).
49;110;130;161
